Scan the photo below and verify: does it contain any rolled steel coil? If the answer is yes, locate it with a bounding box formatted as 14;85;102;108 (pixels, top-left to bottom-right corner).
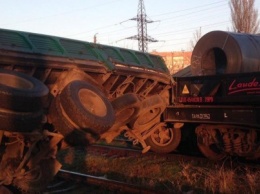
191;31;260;75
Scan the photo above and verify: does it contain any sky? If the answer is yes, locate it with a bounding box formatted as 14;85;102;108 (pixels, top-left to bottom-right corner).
1;0;260;52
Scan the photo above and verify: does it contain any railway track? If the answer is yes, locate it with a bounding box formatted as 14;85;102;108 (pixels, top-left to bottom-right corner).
95;137;260;165
44;177;78;193
91;140;209;163
44;169;164;194
4;142;259;194
48;144;208;194
47;144;260;194
1;141;257;194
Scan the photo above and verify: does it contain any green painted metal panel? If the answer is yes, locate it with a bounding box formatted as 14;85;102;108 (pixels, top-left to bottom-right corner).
29;34;64;55
60;39;98;60
101;46;124;62
0;28;170;74
150;55;169;73
135;52;154;68
120;49;140;64
0;30;32;51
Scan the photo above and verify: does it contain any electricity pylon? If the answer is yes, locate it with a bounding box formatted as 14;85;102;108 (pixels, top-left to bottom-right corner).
126;0;158;52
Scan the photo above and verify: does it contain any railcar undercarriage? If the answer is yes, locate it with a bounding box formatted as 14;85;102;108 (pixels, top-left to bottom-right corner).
0;130;63;193
196;124;260;160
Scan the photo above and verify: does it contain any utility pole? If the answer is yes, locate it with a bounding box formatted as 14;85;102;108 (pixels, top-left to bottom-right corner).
126;0;158;52
94;33;98;43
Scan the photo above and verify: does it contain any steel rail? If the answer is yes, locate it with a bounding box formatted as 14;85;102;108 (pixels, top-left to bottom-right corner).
57;169;165;194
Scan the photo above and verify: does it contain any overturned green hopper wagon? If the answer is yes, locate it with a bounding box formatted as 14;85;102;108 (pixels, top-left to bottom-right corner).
0;28;173;192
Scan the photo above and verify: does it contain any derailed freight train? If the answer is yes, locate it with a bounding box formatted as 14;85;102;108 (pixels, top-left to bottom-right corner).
0;28;259;192
171;31;260;160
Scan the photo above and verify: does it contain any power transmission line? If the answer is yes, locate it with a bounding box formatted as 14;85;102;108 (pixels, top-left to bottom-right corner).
67;1;227;38
125;0;158;52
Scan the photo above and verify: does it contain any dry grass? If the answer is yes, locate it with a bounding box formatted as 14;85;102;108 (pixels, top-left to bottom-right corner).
58;148;260;194
180;161;260;194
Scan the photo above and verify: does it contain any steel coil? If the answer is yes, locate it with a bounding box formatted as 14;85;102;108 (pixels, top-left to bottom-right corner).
191;31;260;75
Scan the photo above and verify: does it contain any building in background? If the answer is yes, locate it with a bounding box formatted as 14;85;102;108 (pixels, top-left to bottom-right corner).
151;51;192;74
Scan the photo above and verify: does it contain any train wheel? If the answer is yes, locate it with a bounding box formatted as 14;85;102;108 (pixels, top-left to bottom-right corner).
111;93;141;127
0;69;49;112
197;142;227;160
59;80;115;135
145;123;181;153
196;125;227;160
131;95;166;130
101;93;141;143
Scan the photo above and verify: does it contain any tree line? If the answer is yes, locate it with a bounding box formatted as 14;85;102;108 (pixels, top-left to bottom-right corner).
190;0;259;50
